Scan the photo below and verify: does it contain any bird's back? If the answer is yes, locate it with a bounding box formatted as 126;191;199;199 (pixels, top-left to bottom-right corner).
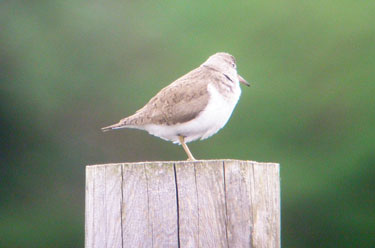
120;66;221;127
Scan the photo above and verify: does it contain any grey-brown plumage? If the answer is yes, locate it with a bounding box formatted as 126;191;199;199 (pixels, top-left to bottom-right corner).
102;67;226;129
102;52;249;160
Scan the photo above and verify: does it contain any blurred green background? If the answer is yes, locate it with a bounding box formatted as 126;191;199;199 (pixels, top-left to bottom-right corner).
1;0;375;247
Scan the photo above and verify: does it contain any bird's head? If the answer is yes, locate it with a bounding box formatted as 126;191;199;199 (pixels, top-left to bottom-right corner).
202;52;249;86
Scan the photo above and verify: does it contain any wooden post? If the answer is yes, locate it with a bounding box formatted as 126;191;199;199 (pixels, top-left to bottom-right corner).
85;160;280;248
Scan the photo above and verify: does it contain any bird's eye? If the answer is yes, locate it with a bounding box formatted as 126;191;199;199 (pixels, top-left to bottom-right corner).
232;63;236;68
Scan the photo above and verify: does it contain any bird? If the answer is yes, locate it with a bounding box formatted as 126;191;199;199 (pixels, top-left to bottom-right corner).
102;52;249;161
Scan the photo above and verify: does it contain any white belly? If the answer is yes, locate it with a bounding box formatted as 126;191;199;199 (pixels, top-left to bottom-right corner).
142;82;241;144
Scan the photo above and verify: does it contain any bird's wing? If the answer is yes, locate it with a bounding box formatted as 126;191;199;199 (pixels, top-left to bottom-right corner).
124;66;221;126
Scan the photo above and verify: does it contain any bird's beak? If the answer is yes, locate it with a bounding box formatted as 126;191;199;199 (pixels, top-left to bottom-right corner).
238;74;250;86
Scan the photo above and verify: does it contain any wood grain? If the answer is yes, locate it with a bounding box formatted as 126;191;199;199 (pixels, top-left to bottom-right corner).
121;163;151;247
224;160;253;247
194;161;228;247
85;164;122;248
251;162;281;248
175;162;199;247
85;160;280;248
144;162;178;247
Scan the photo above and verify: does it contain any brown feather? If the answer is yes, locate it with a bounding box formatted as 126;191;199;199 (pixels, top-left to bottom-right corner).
112;65;228;128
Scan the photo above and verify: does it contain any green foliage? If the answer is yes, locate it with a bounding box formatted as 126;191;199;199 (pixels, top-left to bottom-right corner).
1;1;374;247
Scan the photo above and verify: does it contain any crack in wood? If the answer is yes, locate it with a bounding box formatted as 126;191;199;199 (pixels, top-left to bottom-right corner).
222;161;229;248
173;163;181;248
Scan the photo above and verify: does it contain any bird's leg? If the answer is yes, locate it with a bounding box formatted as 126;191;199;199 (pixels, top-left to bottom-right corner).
178;135;196;161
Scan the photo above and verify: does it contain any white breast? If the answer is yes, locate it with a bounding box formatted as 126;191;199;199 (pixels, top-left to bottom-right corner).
196;82;241;141
143;81;241;144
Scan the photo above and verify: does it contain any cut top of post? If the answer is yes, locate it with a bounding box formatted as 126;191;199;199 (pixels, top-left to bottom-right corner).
85;160;280;248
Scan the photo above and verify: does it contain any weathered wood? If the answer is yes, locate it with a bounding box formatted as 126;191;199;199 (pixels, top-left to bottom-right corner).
175;162;199;247
194;161;228;247
121;163;150;247
85;164;122;248
85;160;280;248
145;162;178;247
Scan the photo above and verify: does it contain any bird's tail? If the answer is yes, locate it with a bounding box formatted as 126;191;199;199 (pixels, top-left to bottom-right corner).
101;122;125;132
102;115;138;132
